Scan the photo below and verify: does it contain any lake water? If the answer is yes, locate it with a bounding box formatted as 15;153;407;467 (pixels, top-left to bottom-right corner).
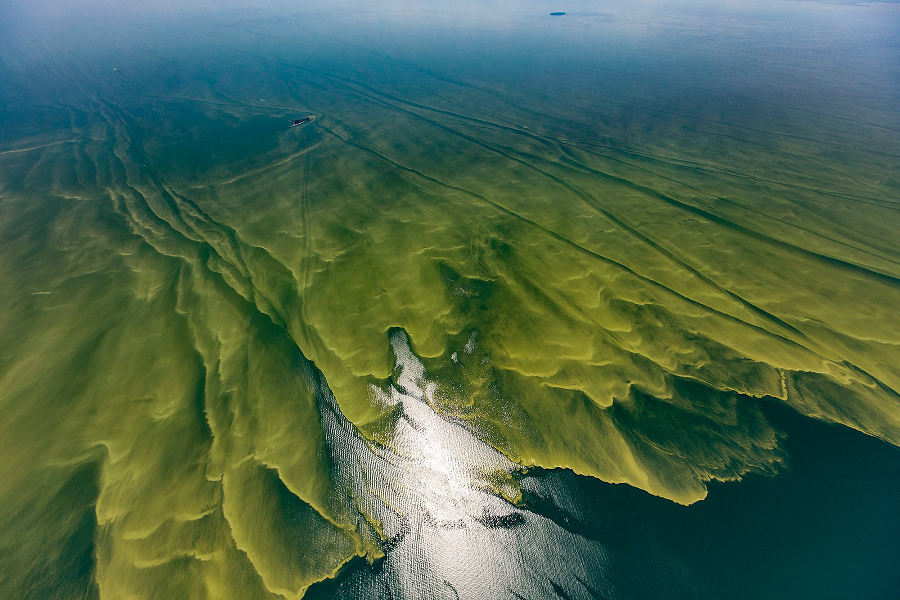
1;1;898;598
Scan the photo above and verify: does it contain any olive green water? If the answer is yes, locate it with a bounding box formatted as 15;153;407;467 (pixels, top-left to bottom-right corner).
1;0;899;598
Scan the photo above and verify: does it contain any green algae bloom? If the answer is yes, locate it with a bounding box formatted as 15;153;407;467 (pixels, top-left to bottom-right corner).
1;0;899;598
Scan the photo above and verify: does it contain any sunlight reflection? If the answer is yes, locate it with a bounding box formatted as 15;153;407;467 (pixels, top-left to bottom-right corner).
319;330;616;598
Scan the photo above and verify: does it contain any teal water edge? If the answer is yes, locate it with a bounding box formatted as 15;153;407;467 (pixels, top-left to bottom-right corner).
1;1;898;598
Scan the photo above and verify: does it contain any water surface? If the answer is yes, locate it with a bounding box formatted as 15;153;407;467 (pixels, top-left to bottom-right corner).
1;1;898;598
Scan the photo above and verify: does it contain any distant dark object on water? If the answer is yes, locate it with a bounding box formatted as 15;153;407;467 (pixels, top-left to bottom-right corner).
290;117;312;128
550;12;566;16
